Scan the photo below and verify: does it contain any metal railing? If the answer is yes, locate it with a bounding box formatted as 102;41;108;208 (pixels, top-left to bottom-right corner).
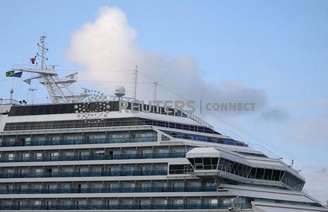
0;137;157;147
0;152;185;163
0;203;247;210
0;170;167;178
0;186;217;194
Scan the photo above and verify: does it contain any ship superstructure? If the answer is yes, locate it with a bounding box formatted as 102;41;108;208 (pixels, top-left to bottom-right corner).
0;36;326;212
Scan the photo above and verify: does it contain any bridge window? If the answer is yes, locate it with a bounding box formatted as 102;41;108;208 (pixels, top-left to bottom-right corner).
169;164;193;174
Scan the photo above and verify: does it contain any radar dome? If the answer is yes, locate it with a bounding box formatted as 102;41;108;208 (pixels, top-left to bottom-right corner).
114;86;126;98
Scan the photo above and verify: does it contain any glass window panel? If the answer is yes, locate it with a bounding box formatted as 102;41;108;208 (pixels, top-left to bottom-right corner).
256;168;264;179
8;153;15;161
35;152;43;160
22;153;30;159
50;152;59;158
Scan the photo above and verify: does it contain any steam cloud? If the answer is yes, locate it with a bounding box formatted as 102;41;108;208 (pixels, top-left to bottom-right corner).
67;6;267;116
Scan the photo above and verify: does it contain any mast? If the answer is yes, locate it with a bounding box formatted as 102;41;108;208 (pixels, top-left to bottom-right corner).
6;35;87;104
39;35;47;71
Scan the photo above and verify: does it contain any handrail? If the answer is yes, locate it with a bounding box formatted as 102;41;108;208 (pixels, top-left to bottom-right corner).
0;203;250;210
0;186;217;194
0;152;186;163
184;110;214;130
0;170;168;178
0;137;157;147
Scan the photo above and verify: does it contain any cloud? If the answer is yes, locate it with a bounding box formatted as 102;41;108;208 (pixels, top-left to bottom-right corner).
259;107;290;122
288;118;328;144
67;6;267;116
303;166;328;203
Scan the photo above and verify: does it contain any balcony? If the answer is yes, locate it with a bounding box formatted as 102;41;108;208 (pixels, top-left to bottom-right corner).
0;152;185;163
0;203;242;210
0;137;156;147
0;186;217;194
0;170;168;179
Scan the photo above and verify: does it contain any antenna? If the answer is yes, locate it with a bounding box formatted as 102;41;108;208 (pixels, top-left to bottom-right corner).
134;65;138;99
38;35;48;71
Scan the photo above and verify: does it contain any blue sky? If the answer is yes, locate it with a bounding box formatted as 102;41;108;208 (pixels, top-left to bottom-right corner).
0;0;327;202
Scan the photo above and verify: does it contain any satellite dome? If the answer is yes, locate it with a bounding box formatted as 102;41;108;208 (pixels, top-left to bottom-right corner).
114;86;126;98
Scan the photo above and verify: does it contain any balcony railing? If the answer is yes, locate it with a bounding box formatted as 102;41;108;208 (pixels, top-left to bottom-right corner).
0;137;157;147
0;170;168;179
0;152;185;163
0;203;245;210
0;186;217;194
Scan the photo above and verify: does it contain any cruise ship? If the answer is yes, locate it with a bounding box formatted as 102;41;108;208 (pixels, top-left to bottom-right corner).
0;36;326;212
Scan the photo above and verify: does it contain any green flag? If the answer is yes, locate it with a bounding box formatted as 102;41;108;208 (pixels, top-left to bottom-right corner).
6;71;22;77
6;70;15;77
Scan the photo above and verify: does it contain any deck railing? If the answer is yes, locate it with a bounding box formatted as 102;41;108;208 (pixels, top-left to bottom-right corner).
0;186;217;194
0;203;248;210
0;170;167;178
0;152;185;163
0;137;156;147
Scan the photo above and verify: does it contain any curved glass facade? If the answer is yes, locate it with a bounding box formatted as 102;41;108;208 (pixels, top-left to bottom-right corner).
188;157;305;191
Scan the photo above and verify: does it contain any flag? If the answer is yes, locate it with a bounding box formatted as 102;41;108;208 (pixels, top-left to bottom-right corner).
30;56;36;64
6;71;23;78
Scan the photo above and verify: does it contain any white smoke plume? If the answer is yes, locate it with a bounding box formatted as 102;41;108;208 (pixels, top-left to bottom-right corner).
67;6;267;116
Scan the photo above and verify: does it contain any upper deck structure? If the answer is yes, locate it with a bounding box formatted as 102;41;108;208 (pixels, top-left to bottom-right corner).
0;36;326;212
